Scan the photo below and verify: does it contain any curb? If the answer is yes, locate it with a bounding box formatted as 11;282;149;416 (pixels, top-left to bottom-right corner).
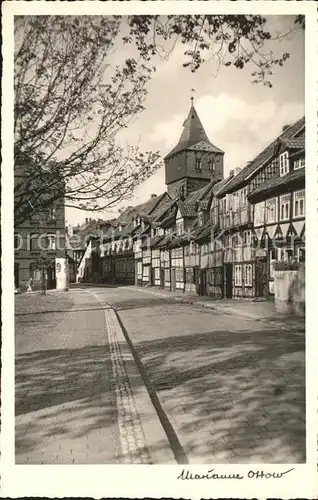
87;290;178;465
83;284;303;330
123;286;304;330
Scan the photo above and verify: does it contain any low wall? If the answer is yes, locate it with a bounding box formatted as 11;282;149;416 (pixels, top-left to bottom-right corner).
273;264;305;317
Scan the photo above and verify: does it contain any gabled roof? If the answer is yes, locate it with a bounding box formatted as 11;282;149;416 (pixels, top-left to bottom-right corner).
177;200;198;218
135;192;168;215
165;104;223;159
218;116;305;196
152;198;178;225
115;193;169;225
280;137;305;150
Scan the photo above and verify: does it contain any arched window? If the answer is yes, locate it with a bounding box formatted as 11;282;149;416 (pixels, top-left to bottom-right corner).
208;159;215;172
195;157;202;172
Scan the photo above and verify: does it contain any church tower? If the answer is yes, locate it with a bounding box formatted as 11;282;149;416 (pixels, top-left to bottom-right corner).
164;100;224;199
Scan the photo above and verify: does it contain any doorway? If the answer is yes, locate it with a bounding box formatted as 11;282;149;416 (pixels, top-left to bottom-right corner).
14;263;19;289
224;263;233;299
255;259;268;297
171;268;176;292
160;268;165;289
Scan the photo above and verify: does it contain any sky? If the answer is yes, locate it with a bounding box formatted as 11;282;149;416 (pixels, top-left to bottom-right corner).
66;15;304;226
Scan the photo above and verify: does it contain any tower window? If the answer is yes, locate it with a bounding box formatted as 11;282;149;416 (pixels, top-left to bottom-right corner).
208;159;215;172
195;157;202;172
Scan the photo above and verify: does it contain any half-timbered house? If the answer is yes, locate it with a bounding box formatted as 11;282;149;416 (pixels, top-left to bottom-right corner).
209;116;305;299
248;126;305;295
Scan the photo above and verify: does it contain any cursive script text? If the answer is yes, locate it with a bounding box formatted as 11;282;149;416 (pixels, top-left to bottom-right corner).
177;469;244;480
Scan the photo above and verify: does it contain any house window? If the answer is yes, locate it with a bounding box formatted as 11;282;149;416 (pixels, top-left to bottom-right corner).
266;198;277;223
269;249;277;278
254;201;265;225
244;264;253;287
48;207;56;221
277;248;289;262
279;151;289;176
293;156;305;170
280;194;291;221
47;234;56;251
297;247;305;262
176;220;184;236
29;233;39;251
14;234;22;250
240;188;247;206
243;230;251;245
293;189;305;218
234;265;242;286
195;157;202;171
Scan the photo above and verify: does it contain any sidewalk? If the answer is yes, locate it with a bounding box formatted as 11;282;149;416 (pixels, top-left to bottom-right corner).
124;286;305;331
15;289;175;464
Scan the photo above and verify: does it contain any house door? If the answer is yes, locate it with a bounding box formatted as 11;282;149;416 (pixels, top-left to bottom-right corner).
160;268;165;289
171;268;176;292
135;262;138;286
255;259;268;297
224;263;233;299
14;263;19;289
47;266;56;290
199;270;206;296
151;267;155;286
194;267;200;295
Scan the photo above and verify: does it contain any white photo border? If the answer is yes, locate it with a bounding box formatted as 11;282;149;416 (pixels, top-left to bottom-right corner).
1;1;317;498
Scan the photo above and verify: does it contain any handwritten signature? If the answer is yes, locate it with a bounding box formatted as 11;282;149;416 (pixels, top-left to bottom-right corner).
177;468;295;480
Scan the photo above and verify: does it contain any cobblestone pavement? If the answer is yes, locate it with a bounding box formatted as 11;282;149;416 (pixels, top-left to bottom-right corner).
89;285;306;464
15;290;161;464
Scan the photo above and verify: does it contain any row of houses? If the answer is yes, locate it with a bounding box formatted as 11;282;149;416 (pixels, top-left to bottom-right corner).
70;103;305;300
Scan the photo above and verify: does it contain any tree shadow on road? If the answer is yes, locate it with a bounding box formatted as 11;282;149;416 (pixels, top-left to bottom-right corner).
130;327;305;463
15;343;144;462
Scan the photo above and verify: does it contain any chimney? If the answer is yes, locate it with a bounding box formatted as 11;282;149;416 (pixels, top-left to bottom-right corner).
85;218;88;224
234;167;242;176
282;124;290;132
151;194;157;199
229;169;234;177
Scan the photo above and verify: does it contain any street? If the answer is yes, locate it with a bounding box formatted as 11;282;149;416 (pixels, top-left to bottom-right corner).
15;285;305;464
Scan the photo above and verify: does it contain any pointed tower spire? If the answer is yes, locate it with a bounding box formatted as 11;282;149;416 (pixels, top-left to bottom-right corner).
164;98;224;199
165;99;215;159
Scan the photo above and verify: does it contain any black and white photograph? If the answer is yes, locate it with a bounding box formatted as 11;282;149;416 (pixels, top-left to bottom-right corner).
1;1;317;498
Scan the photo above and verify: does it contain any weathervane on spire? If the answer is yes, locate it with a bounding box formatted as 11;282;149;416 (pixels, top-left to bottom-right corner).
190;88;196;105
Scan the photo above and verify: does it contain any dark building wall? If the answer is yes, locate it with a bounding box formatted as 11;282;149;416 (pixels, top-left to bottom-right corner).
165;152;187;185
186;151;224;180
167;176;211;199
167;177;189;199
166;149;224;198
14;163;66;289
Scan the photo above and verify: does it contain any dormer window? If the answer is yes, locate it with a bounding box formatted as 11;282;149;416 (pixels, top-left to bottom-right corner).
118;224;122;232
279;151;289;176
294;156;305;170
198;211;203;227
195;157;202;172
